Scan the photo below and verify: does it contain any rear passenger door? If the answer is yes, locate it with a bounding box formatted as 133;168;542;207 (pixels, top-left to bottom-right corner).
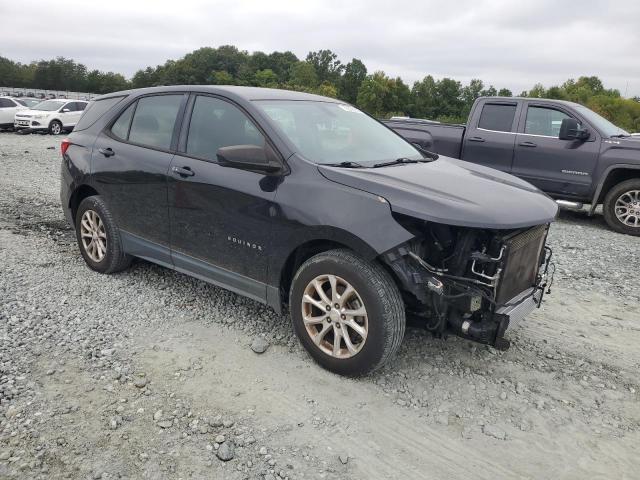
461;101;520;172
512;103;600;198
168;94;279;302
91;93;187;265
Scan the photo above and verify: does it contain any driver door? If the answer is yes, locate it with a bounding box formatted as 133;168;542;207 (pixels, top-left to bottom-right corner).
512;102;600;198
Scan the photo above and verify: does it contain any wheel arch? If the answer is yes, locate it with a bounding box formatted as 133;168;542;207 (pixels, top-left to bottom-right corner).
590;165;640;214
69;184;100;223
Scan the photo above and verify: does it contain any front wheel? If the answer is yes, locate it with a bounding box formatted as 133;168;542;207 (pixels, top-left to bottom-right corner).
603;179;640;235
49;120;63;135
289;249;405;376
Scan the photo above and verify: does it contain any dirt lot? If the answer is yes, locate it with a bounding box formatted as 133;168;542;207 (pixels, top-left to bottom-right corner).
1;132;639;480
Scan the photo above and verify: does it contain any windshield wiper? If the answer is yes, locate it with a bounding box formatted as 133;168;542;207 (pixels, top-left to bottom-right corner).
610;133;630;138
372;157;425;168
324;161;365;168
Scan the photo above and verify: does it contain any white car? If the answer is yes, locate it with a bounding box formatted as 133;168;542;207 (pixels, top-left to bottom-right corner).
0;96;28;129
631;133;640;137
14;99;88;135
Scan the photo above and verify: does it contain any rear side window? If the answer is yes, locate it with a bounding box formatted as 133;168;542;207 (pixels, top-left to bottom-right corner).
128;95;183;150
478;103;517;132
186;95;265;161
0;98;16;108
74;96;125;131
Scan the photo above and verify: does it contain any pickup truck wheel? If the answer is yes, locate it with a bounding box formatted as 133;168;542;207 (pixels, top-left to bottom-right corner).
75;196;132;273
289;249;405;376
603;179;640;235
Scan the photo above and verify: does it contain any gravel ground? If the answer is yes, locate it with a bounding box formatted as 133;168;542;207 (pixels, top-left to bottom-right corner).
0;132;639;480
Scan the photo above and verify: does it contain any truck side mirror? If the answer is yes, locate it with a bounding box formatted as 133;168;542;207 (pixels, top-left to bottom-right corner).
559;117;590;141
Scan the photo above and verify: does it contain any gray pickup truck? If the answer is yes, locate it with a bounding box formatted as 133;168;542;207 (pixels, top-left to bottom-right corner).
384;97;640;236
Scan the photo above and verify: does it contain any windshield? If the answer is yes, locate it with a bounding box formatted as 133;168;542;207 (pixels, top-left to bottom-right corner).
34;100;66;111
16;98;40;108
574;105;629;137
255;100;422;165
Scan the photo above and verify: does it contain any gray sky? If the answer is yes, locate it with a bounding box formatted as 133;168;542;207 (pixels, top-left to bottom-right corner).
2;0;639;96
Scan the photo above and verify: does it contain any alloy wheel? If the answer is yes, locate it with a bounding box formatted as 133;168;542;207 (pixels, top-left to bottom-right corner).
301;274;368;359
614;190;640;228
80;209;107;262
51;122;61;135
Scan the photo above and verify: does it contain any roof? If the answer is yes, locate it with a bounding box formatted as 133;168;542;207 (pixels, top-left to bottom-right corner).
95;85;340;103
479;96;582;108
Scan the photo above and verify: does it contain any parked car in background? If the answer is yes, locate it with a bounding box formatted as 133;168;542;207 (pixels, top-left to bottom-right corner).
60;86;557;376
385;97;640;235
0;96;28;129
14;99;88;134
15;98;42;108
631;133;640;137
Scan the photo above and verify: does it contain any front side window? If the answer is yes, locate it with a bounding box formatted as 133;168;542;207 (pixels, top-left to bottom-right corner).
255;100;421;165
77;102;87;111
525;106;573;137
0;98;15;108
186;96;265;161
478;103;517;132
127;95;182;150
62;102;76;112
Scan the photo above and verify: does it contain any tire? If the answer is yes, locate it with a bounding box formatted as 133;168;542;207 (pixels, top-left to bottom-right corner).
49;120;63;135
75;196;132;273
603;179;640;236
289;249;405;376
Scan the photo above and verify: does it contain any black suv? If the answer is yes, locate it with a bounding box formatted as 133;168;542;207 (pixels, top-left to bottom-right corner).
61;86;557;376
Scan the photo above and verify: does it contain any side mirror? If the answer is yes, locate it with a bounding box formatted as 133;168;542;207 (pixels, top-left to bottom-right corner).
216;144;282;173
62;108;70;113
559;117;590;141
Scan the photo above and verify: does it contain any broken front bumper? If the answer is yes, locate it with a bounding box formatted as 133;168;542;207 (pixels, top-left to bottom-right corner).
497;287;544;332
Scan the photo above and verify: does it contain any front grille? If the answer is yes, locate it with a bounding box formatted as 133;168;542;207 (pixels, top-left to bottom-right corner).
495;224;547;304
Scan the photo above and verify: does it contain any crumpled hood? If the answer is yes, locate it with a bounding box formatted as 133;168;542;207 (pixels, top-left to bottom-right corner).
318;156;558;229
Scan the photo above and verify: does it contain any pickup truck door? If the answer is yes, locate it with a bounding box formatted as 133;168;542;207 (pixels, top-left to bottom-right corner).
461;100;520;172
512;102;600;199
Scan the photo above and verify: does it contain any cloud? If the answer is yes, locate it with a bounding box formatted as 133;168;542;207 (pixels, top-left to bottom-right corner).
1;0;638;96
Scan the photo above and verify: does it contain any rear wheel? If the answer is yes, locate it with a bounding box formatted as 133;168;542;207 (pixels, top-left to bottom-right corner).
603;179;640;235
75;196;132;273
49;120;62;135
289;249;405;376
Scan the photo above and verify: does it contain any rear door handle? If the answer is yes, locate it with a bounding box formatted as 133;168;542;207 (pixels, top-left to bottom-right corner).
519;141;537;147
98;147;114;157
468;136;485;142
172;166;195;177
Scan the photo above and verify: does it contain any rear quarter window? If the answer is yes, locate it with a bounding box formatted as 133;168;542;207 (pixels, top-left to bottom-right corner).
74;96;126;131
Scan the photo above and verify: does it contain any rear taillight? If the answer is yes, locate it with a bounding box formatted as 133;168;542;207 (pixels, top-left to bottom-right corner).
61;138;71;156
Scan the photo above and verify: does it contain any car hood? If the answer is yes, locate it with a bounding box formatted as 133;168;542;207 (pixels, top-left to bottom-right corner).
318;156;559;229
20;109;55;116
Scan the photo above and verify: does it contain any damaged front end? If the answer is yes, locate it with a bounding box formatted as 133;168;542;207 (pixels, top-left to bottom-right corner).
382;214;555;350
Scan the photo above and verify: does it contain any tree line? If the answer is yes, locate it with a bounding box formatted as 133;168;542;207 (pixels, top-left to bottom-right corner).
1;46;639;131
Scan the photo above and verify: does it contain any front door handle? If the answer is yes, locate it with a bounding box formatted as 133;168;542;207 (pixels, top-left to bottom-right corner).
98;147;115;157
172;166;195;177
468;136;485;143
519;141;537;147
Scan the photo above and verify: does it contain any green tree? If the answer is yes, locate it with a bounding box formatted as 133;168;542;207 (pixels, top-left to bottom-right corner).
409;75;438;119
253;69;278;87
289;61;318;88
339;58;367;104
497;88;512;97
306;49;343;84
209;70;234;85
